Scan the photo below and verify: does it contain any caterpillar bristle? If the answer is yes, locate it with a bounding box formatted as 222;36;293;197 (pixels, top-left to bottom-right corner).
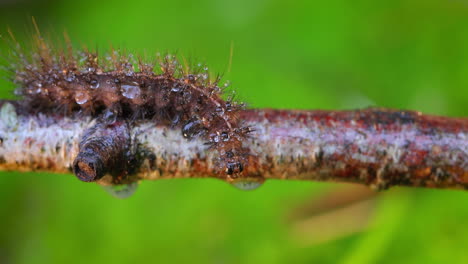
2;29;254;179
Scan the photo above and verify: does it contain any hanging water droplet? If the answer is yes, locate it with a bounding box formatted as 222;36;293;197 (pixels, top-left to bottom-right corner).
102;182;139;199
90;79;100;89
74;91;89;105
230;178;264;191
121;83;141;99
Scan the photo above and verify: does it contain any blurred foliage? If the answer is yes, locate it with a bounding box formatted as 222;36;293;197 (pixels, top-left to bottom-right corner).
0;0;467;263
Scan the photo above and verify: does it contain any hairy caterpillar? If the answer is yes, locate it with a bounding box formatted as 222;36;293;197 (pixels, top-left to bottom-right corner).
1;28;253;180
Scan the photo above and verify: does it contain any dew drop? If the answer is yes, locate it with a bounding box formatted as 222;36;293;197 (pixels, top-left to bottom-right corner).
171;85;183;93
30;82;43;94
198;73;208;80
102;109;117;123
121;83;141;99
182;90;192;101
65;73;76;82
221;131;230;142
230;178;264;191
187;75;196;82
123;63;134;76
90;79;100;89
74;91;89;105
215;107;225;115
13;89;22;96
182;119;202;139
211;135;220;143
102;182;138;199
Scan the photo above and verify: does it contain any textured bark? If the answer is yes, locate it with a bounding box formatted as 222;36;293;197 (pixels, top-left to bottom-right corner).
0;100;466;190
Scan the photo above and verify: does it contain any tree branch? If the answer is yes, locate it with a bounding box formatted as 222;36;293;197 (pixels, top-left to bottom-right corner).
0;100;466;191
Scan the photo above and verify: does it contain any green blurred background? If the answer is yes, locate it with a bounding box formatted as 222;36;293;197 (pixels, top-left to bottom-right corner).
0;0;467;263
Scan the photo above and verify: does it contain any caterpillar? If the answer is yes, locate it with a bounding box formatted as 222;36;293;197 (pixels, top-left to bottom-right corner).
1;29;253;180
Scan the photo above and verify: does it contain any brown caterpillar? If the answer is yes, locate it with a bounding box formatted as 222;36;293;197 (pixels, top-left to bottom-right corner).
2;29;253;179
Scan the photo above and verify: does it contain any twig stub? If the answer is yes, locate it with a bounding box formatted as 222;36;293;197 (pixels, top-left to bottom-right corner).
73;120;134;183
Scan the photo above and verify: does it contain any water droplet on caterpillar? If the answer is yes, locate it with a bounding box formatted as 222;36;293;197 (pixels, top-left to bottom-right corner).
182;90;192;101
75;91;89;105
122;62;134;76
101;182;138;199
182;119;203;139
29;82;43;94
65;73;76;82
211;134;220;143
171;84;183;93
230;178;264;191
102;108;118;123
89;79;100;89
221;131;230;141
215;106;225;115
121;83;141;99
198;73;208;80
